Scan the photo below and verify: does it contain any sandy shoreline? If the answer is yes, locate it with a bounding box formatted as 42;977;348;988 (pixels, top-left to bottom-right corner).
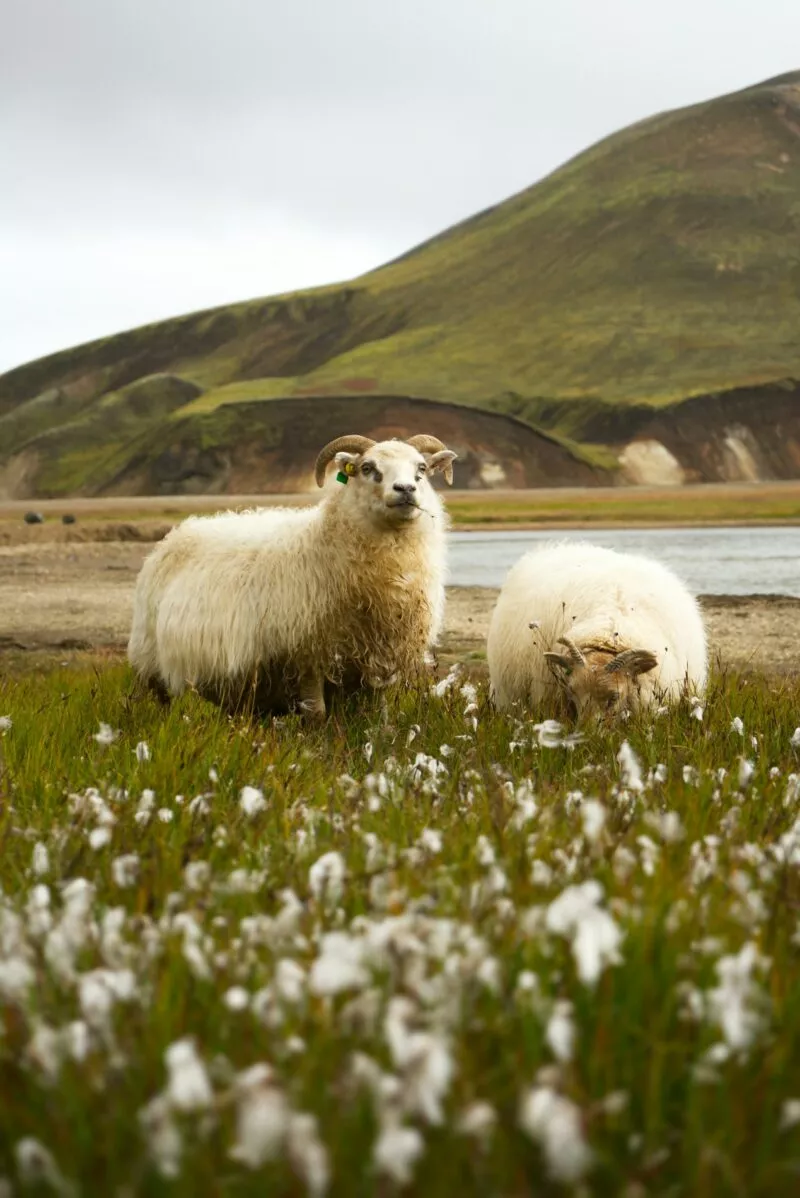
1;538;798;676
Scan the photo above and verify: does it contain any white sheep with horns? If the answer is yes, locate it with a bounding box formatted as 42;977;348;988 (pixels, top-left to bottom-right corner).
487;542;707;717
127;433;457;719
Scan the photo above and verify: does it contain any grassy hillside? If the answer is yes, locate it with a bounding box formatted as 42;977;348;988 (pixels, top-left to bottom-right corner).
2;70;800;496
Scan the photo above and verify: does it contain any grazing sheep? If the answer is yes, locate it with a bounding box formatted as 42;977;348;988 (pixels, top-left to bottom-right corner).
127;434;457;719
487;542;707;717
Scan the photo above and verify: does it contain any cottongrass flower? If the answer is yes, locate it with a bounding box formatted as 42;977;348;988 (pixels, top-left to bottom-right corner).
0;715;12;732
738;758;755;790
545;881;623;986
784;775;800;808
139;1094;183;1178
545;999;576;1063
791;727;800;749
706;942;771;1054
229;1065;289;1168
239;786;267;817
644;810;685;843
78;969;136;1031
780;1099;800;1131
417;828;443;854
164;1038;214;1112
519;1086;593;1184
580;799;607;845
456;1101;497;1143
431;663;461;698
309;932;368;997
286;1112;330;1197
224;986;250;1012
93;722;118;746
274;958;306;1005
533;720;583;749
183;861;212;891
730;716;745;735
384;997;454;1125
308;851;346;906
88;827;112;851
617;740;644;792
111;854;139;888
373;1122;424;1187
0;958;36;1003
15;1138;74;1196
135;740;151;762
135;789;156;825
31;842;50;877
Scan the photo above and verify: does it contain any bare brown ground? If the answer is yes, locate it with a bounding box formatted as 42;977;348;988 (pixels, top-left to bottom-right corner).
1;539;797;678
0;479;798;513
1;478;799;540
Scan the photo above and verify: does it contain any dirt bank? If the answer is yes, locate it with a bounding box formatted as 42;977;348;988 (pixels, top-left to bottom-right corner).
1;539;797;677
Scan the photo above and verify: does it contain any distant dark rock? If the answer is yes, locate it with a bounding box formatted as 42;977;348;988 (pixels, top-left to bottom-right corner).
23;511;44;524
61;514;77;525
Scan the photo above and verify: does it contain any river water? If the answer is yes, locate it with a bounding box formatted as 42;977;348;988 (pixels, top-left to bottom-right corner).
448;527;799;596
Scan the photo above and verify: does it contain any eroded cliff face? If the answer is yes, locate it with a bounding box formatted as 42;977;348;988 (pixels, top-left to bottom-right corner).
1;379;798;499
591;382;800;485
101;396;603;496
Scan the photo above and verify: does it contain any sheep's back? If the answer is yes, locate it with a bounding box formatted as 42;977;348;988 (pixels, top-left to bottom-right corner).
141;507;331;690
487;542;707;707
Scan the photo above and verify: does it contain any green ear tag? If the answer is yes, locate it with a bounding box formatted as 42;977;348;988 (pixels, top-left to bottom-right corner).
336;470;349;484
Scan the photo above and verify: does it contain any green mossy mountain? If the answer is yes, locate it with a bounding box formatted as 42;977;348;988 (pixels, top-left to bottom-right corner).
2;71;800;496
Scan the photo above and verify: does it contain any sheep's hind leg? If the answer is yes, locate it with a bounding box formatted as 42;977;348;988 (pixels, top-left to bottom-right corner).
297;668;326;723
141;674;171;705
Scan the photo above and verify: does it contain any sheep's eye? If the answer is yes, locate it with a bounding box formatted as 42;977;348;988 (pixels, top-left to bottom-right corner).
360;462;373;476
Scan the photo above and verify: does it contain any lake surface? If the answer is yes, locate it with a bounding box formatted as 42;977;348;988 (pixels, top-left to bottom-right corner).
448;527;799;596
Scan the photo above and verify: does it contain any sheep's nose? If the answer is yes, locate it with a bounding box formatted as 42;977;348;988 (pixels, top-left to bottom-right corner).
393;482;416;495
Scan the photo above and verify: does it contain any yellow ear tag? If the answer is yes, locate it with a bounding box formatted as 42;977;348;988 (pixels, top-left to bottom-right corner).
336;461;357;484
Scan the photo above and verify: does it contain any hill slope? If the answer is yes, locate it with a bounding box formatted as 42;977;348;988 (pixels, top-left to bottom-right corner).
2;71;800;497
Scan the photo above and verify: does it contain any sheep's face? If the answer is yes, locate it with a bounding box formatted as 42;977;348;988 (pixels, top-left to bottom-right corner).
334;441;456;527
544;637;658;720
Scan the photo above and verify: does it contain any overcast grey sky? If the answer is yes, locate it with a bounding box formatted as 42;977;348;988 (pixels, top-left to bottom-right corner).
2;0;799;374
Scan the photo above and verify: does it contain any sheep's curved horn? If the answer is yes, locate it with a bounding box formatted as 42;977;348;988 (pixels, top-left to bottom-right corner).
406;434;449;455
605;649;658;678
406;434;457;485
314;436;376;487
556;636;586;667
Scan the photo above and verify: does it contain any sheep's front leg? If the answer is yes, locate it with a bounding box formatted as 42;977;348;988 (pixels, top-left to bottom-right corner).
297;667;326;723
143;674;171;705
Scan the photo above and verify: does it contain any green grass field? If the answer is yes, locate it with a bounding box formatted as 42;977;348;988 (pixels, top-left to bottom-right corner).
1;660;799;1195
446;486;800;527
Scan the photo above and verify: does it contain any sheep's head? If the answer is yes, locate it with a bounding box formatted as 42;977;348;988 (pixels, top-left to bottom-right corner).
314;434;457;527
543;634;658;718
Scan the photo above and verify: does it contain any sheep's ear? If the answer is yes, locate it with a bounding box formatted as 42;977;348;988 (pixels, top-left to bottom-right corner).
605;649;658;679
334;451;360;469
425;450;457;485
544;650;574;675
